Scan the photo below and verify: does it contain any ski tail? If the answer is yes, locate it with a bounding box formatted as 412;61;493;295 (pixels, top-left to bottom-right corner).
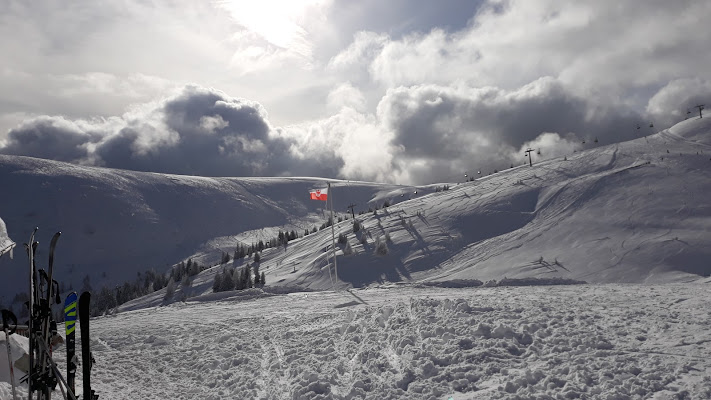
79;291;98;400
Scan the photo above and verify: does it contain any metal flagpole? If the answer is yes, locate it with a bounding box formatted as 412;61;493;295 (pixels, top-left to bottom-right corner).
328;182;338;289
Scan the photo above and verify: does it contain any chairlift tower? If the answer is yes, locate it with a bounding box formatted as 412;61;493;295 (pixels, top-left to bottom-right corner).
696;104;705;119
524;148;535;167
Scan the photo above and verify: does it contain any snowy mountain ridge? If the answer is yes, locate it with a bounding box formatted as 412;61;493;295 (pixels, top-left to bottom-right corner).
2;117;711;308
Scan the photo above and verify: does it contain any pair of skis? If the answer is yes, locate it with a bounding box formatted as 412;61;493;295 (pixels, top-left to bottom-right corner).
64;292;97;400
23;228;98;400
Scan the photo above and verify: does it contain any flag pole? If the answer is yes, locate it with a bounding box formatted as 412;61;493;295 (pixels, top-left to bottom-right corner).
328;182;338;289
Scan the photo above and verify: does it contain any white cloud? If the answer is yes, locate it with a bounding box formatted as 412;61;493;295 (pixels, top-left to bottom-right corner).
2;0;711;184
326;82;367;112
200;115;230;133
515;132;582;162
647;78;711;126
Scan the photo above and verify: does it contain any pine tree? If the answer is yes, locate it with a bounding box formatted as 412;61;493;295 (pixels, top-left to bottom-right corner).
81;274;93;293
254;252;261;263
213;272;223;292
220;269;234;292
234;268;243;290
240;264;249;289
253;263;260;286
165;280;176;299
260;272;265;286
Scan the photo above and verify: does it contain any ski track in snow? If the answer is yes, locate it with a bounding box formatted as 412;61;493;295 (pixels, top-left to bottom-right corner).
3;284;708;400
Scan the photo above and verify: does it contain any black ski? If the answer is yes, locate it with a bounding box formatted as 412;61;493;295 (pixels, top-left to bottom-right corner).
23;227;38;397
79;292;98;400
38;232;61;399
64;292;78;395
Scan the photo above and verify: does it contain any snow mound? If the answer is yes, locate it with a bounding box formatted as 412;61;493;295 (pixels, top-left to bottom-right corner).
0;217;14;258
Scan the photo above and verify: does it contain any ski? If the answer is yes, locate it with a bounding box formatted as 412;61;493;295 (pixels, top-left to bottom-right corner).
38;231;61;400
64;292;78;395
79;292;98;400
23;227;38;400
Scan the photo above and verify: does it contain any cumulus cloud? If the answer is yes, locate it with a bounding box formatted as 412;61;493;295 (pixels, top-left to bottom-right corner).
516;133;581;162
334;0;711;103
326;82;367;112
647;78;711;126
327;31;389;83
375;78;641;182
0;78;648;185
280;107;394;182
0;86;343;178
0;116;101;163
3;0;711;185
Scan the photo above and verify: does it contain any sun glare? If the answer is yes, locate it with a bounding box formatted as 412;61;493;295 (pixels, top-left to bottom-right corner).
215;0;327;57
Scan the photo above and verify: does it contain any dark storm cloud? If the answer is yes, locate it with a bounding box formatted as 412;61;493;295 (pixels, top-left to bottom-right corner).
0;116;96;162
0;85;343;178
377;78;645;180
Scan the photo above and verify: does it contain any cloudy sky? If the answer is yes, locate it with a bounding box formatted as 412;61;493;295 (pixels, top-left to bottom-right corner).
1;0;710;184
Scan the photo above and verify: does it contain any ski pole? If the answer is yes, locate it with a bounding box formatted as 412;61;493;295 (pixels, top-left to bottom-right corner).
2;309;19;400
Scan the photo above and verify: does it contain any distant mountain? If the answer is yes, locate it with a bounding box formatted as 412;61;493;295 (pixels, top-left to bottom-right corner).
2;117;710;307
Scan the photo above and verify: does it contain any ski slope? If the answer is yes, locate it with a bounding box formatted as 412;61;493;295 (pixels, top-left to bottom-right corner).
127;116;711;311
1;118;711;398
2;117;711;305
4;283;711;399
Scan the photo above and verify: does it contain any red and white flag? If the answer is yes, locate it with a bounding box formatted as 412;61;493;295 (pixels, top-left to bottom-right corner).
309;188;328;201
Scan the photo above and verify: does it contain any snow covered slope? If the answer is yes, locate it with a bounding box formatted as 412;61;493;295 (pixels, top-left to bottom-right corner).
2;118;711;303
213;117;711;294
0;160;413;299
5;284;711;399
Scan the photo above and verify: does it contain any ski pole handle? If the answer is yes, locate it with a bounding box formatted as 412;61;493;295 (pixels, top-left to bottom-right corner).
1;309;17;335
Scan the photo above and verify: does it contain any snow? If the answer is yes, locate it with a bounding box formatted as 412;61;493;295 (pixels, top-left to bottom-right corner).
1;117;711;398
0;332;27;394
0;217;14;259
4;284;710;399
3;119;711;300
